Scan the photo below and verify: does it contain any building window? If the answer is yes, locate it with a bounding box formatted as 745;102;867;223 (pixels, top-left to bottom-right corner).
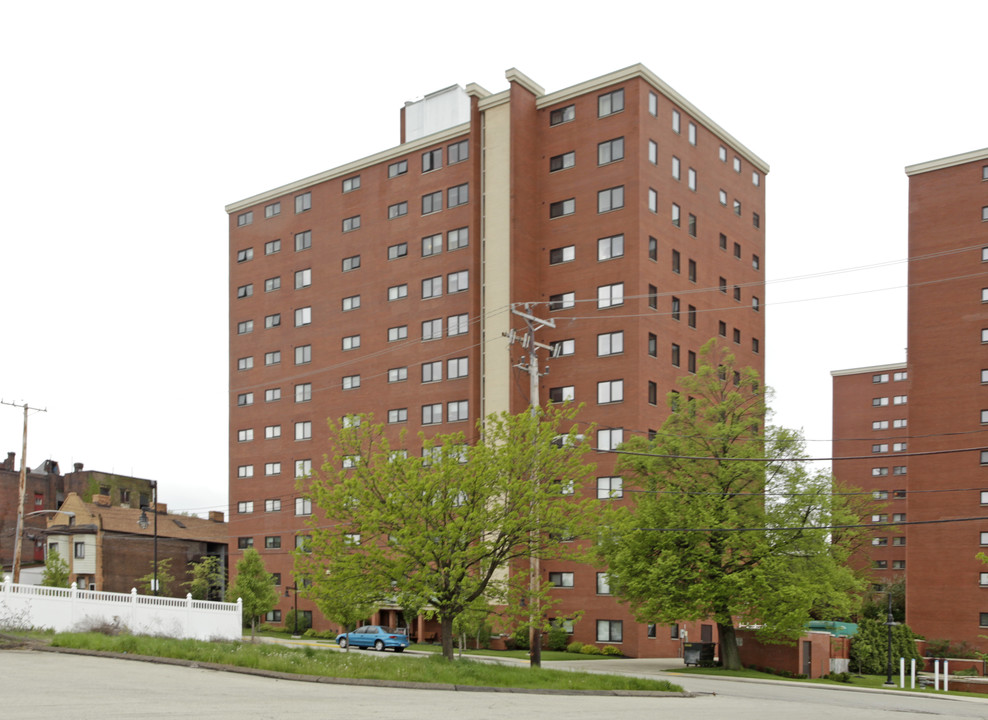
448;139;468;164
237;356;254;371
598;186;625;213
648;284;657;309
893;489;906;499
447;400;469;422
873;420;889;430
549;292;575;311
448;357;468;379
238;501;254;514
389;325;409;342
442;270;468;295
648;333;657;357
598;88;624;117
342;335;360;351
719;189;727;206
448;227;469;251
422;361;442;383
422;147;442;173
295;383;311;403
388;408;408;424
237;428;254;443
342;294;361;311
649;236;658;261
422;191;442;215
648;91;658;116
342;215;361;232
264;388;281;402
422;404;443;425
598;283;624;309
733;199;741;216
873;444;889;454
688;350;697;373
872;467;889;476
237;537;253;550
549;572;575;588
892;560;905;570
752;297;760;312
389;367;408;383
548;245;576;266
418;234;442;258
295;422;312;441
688;122;697;146
295;192;311;214
753;212;761;229
236;248;253;263
672;249;681;274
388;159;408;177
388;201;408;219
598;234;624;261
420;275;442;300
388;242;408;260
549;198;575;218
294;268;312;290
236;284;253;299
719;321;727;337
688;259;697;283
648;188;658;213
672;156;681;180
596;572;611;595
550;339;575;357
983;206;988;222
732;327;740;344
672;109;681;133
893;537;906;547
342;374;361;390
237;465;253;478
672;203;680;227
671;296;681;320
447;313;469;336
295;345;312;364
598;137;624;165
597;379;624;404
893;466;907;476
385;284;408;303
265;202;281;218
688;167;697;191
648;140;658;164
294;497;312;516
549;386;575;403
688;305;697;328
448;183;469;207
893;395;907;405
294;307;311;327
596;620;622;643
550;104;575;126
597;476;623;499
872;537;888;547
597;428;623;451
342;255;360;272
342;175;360;193
237;211;253;227
264;277;280;293
293;231;310;252
671;343;680;367
237;392;253;407
263;351;280;366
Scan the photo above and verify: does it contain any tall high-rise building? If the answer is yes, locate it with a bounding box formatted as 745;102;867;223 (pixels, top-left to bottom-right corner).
832;147;988;648
226;65;767;657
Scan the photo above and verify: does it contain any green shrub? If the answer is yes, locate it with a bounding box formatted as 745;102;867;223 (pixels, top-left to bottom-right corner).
579;644;603;655
850;618;923;674
601;645;622;656
511;626;530;651
566;641;584;653
547;624;570;652
953;667;979;676
283;610;312;635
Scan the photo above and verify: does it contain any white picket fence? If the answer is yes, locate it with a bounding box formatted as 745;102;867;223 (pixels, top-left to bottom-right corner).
0;576;242;641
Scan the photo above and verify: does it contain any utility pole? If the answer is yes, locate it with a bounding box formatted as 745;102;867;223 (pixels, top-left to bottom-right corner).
504;303;557;668
2;400;48;584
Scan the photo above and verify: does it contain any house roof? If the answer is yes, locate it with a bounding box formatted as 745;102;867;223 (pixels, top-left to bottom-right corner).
49;493;227;544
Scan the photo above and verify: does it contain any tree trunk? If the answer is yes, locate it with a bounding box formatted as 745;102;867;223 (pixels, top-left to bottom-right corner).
717;621;742;670
250;617;256;642
440;615;455;660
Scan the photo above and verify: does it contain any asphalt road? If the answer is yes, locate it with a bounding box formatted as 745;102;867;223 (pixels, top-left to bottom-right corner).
2;650;987;720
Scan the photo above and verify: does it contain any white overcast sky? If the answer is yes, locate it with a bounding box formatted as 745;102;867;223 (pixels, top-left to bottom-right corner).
2;1;985;516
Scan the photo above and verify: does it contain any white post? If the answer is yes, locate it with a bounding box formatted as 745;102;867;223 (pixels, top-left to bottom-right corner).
944;661;949;691
900;657;905;688
910;658;916;689
934;659;940;690
131;587;138;630
70;581;78;626
186;593;193;639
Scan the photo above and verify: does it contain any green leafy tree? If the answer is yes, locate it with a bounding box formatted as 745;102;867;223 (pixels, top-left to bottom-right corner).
598;342;868;670
849;617;923;674
295;560;380;652
230;548;278;640
136;557;175;596
185;555;225;600
303;406;596;661
860;577;905;623
41;548;70;588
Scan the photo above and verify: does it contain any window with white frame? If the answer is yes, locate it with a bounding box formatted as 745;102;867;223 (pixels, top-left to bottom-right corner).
672;109;681;133
596;620;622;643
294;307;311;327
342;374;360;390
265;499;280;512
296;459;311;478
237;356;253;371
447;357;468;379
893;442;907;452
597;428;623;451
597;379;624;404
598;186;624;213
873;420;889;430
238;428;254;443
672;203;680;227
873;397;889;407
872;444;888;453
265;462;281;476
265;201;280;218
893;395;907;405
237;465;253;478
597;331;623;356
295;497;312;516
238;501;253;514
295;421;311;440
597;476;623;499
648;188;658;213
598;283;624;308
264;425;281;440
688;167;697;191
421;318;442;340
598;234;624;260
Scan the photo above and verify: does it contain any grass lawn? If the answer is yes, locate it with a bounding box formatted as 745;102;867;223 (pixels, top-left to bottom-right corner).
408;644;620;662
670;666;987;698
46;632;682;693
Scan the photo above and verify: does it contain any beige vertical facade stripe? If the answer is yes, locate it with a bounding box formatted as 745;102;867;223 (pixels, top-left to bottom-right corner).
480;101;512;420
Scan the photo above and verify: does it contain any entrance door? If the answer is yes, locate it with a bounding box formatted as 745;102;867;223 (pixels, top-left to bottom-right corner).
802;641;812;677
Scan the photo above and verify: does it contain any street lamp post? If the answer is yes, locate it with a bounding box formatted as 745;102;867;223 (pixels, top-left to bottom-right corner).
884;592;897;686
285;583;299;638
137;481;159;595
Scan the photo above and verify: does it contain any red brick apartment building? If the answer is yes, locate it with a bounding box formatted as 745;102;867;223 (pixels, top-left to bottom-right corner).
225;65;767;657
833;147;988;649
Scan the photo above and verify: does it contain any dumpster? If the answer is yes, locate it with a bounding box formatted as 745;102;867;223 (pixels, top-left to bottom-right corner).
683;642;717;667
